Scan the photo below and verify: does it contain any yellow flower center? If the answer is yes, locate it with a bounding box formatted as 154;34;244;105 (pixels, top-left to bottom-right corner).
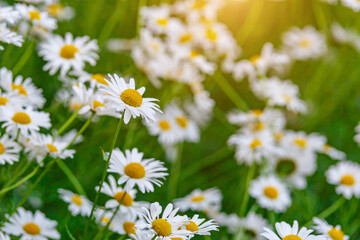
176;117;188;128
157;18;168;26
263;186;278;199
193;0;207;9
113;191;133;206
46;144;58;153
283;235;302;240
123;222;136;235
206;29;217;41
299;38;310;48
0;142;5;154
274;132;284;141
252;109;263;117
185;221;199;232
152;219;172;237
190;50;200;58
23;222;41;235
252;121;265;131
72;195;82;206
91;74;108;85
101;217;110;223
46;3;64;16
294;138;306;148
282;94;292;103
249;54;261;64
60;44;78;59
124;162;146;179
340;174;355;186
12;112;31;124
250;139;262;149
191;195;204;202
328;227;344;240
28;10;40;21
171;238;183;240
120;89;143;107
0;96;8;105
93;100;104;109
323;144;331;153
12;84;27;96
159;120;171;131
179;34;192;43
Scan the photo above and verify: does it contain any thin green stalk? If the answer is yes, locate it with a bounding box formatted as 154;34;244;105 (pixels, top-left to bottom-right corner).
213;71;248;111
84;117;123;239
65;113;94;149
238;164;255;216
167;143;183;201
12;40;36;75
98;0;123;46
56;160;87;196
55;110;79;137
6;159;32;187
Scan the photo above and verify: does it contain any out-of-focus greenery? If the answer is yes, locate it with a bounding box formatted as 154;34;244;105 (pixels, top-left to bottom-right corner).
1;0;360;239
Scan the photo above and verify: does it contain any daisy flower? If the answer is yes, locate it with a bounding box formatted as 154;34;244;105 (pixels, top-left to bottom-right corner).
99;75;161;124
342;0;360;12
0;90;18;107
0;6;21;25
0;105;51;136
38;33;99;76
312;217;349;240
107;148;168;193
282;26;327;60
179;215;218;237
15;4;57;31
112;212;139;235
0;67;46;109
249;175;291;213
174;188;222;212
262;221;325;240
94;209;123;233
325;161;360;199
58;189;92;217
2;207;60;240
0;23;23;50
44;0;75;20
139;202;189;240
239;212;270;240
320;144;346;161
96;175;142;216
0;134;21;165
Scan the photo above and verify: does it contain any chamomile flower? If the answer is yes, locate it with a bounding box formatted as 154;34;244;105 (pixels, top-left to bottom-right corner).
0;23;23;50
282;26;327;60
0;90;18;107
0;134;21;165
312;218;349;240
58;189;92;217
15;4;57;31
249;175;291;213
44;0;75;20
326;161;360;199
179;215;218;236
2;207;60;240
320;144;346;161
99;75;161;124
139;202;189;240
38;33;99;76
107;148;168;193
0;6;20;25
94;209;123;233
262;221;325;240
239;212;270;240
174;188;222;212
0;105;51;136
0;67;45;108
112;212;139;235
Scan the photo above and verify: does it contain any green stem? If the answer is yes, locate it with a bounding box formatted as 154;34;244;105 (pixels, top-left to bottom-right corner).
55;111;79;137
12;40;36;76
238;164;255;216
65;113;94;149
98;0;123;46
167;143;183;201
56;161;87;196
84;117;123;239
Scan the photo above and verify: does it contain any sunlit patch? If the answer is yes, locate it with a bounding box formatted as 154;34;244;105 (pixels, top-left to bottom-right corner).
46;3;64;16
152;218;172;237
176;116;188;128
23;222;41;235
340;174;355;186
113;191;133;206
157;18;168;26
159;120;171;131
12;112;31;125
283;235;302;240
293;138;306;148
60;44;78;59
263;186;278;199
121;89;143;107
0;142;5;154
124;162;146;179
123;222;136;235
72;195;82;206
12;84;27;96
191;195;204;202
0;96;8;105
250;139;262;149
328;227;344;240
93;100;104;109
28;10;40;21
184;221;199;232
206;29;217;41
91;74;108;85
46;143;58;153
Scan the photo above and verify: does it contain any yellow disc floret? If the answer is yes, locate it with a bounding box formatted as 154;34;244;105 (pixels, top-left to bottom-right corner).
12;84;27;96
123;222;136;235
23;222;41;235
120;89;143;107
93;100;104;110
46;144;58;153
0;96;8;105
91;74;108;85
250;139;262;149
152;218;172;237
176;117;188;128
185;221;199;232
263;186;278;199
0;142;5;154
340;174;355;186
28;10;40;21
114;191;133;206
60;44;78;59
159;120;171;131
12;112;31;125
124;162;146;179
191;195;204;202
328;228;344;240
72;195;83;206
283;235;302;240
